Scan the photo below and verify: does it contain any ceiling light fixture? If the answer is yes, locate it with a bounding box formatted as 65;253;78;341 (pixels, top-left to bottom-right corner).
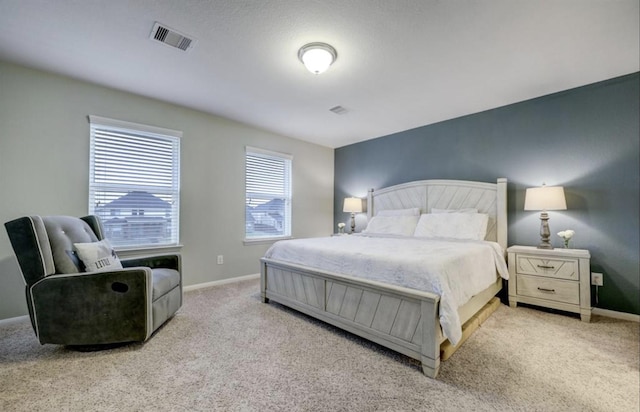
298;42;337;74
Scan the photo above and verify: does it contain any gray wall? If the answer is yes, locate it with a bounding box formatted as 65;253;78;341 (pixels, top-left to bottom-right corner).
335;73;639;315
0;60;334;320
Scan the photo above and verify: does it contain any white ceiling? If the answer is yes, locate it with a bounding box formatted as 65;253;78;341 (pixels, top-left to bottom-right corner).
0;1;638;148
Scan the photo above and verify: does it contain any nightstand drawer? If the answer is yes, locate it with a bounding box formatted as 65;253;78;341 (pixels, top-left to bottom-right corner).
515;254;579;281
517;274;579;305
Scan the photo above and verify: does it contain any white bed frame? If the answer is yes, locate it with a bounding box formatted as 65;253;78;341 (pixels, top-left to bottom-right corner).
261;178;507;378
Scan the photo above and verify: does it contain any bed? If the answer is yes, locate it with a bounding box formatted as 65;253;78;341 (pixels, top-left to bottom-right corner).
260;178;508;378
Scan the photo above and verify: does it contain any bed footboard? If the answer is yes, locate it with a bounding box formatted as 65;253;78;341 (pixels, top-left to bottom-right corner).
261;258;443;378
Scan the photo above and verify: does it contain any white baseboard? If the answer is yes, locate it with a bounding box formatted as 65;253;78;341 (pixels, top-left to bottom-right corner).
593;308;640;322
4;277;635;323
0;314;29;327
183;273;260;292
0;275;261;325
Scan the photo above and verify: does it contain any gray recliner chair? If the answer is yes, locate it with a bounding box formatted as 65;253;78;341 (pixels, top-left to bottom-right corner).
4;215;182;346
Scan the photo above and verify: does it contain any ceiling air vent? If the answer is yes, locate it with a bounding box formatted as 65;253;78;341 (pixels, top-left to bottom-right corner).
150;22;195;52
329;105;348;115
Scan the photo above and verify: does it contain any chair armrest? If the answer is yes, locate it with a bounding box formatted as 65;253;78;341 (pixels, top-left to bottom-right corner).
29;268;153;345
121;254;181;271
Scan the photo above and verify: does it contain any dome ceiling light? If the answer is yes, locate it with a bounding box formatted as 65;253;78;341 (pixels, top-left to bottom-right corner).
298;42;337;75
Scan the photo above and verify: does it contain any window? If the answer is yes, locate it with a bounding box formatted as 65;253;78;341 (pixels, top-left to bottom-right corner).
88;116;181;249
245;146;292;241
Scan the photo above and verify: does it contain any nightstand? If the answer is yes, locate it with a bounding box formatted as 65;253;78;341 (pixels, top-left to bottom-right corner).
507;245;591;322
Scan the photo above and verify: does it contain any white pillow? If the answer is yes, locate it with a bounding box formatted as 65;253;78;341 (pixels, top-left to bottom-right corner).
74;239;123;272
413;213;489;240
377;208;421;216
362;215;420;236
431;208;478;214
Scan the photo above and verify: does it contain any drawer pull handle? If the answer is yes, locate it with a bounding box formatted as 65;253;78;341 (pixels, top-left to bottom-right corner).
537;287;556;293
537;265;555;269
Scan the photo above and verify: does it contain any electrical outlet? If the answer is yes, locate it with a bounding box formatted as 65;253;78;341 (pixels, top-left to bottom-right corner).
591;272;603;286
217;255;224;265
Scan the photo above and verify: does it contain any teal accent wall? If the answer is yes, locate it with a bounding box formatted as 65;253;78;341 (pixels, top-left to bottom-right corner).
335;73;639;315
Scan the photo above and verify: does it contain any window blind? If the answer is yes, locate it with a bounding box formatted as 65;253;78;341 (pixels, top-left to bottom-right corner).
89;116;181;248
245;146;292;240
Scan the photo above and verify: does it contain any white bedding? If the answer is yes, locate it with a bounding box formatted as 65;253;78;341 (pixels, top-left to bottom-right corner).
264;234;509;345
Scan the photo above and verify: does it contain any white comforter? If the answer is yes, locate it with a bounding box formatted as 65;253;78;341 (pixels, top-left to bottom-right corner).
264;234;509;346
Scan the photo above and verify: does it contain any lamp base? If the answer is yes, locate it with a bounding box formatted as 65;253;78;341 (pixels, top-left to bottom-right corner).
537;211;554;249
350;213;356;234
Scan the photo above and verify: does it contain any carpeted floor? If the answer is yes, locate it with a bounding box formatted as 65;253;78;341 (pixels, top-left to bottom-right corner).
0;278;638;411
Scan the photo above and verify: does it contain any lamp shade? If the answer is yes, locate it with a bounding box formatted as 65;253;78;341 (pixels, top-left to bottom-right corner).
298;43;337;74
524;185;567;211
343;197;362;213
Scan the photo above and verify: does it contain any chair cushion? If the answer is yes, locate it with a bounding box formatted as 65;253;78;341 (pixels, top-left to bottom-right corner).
151;268;180;301
43;216;99;274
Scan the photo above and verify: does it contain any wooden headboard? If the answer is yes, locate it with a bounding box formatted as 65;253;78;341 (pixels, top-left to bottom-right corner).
367;178;508;250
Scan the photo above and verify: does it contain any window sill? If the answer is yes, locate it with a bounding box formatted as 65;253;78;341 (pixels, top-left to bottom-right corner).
243;237;291;246
115;244;183;258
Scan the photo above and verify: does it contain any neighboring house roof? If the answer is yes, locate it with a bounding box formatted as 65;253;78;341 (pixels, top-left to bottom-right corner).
99;191;171;209
253;199;283;212
251;199;284;221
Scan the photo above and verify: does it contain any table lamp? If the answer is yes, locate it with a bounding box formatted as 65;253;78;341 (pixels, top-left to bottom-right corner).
524;184;567;249
343;197;362;234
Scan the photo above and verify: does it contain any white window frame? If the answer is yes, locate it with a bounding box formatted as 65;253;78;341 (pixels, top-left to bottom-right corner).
244;146;292;243
88;115;181;250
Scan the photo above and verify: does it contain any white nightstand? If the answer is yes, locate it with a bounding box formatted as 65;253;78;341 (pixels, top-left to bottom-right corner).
507;245;592;322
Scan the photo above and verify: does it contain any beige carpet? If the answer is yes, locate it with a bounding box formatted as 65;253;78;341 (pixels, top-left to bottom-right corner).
1;278;638;411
